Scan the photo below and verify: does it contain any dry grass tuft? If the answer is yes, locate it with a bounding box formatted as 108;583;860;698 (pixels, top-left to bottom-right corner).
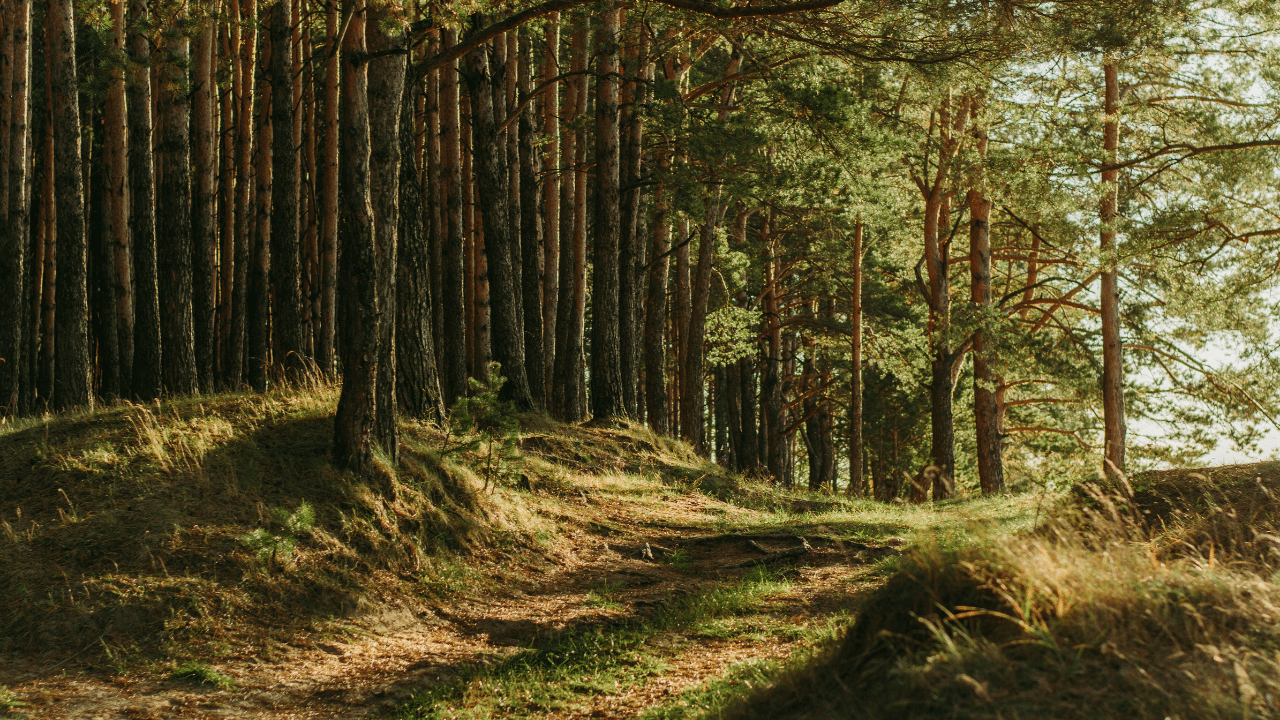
719;466;1280;719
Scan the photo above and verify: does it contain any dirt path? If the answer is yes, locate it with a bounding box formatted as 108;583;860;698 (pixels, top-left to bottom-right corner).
0;494;894;720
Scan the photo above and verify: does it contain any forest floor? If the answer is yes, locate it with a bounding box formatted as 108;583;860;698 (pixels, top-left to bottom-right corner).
0;388;1043;719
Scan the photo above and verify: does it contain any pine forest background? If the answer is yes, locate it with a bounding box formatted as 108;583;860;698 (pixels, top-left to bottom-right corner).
1;0;1279;496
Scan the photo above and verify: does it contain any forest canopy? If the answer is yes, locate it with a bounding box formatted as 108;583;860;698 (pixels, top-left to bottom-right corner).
1;0;1278;497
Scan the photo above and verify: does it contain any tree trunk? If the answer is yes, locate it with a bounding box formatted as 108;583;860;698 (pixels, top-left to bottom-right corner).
247;20;272;392
737;353;758;472
317;0;339;376
397;43;445;423
333;0;377;473
193;23;217;393
551;15;587;422
38;99;54;405
761;217;784;483
126;0;159;399
218;14;236;384
518;27;544;408
927;190;954;500
590;1;624;421
269;0;303;379
618;29;647;418
49;0;90;410
462;31;533;409
90;98;121;401
439;28;466;406
227;0;256;388
969;95;1003;495
0;0;30;413
368;8;404;461
1101;56;1125;480
101;0;131;401
643;161;670;435
847;218;864;496
540;13;559;403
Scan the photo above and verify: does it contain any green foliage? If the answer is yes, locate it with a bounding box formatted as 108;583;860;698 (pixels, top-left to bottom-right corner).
445;362;523;490
168;661;236;689
237;501;315;562
0;685;26;709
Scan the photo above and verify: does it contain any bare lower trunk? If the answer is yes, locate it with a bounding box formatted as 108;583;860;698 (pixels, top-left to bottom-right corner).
847;219;864;496
333;0;377;473
590;2;623;421
0;0;31;413
540;14;559;402
193;24;217;393
269;0;303;379
643;166;670;435
368;9;404;461
49;0;91;409
439;28;466;406
1101;57;1125;480
317;0;339;376
104;0;131;400
518;28;544;407
127;0;159;399
551;15;587;422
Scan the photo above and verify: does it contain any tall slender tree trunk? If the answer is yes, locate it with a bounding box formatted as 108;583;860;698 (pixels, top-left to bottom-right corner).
247;19;272;392
317;0;339;376
463;29;532;409
156;16;197;396
761;217;785;483
590;1;624;421
1101;56;1125;480
48;0;90;409
969;94;1003;494
368;7;404;461
847;218;864;496
90;90;121;401
397;45;445;423
218;14;236;384
518;27;544;408
618;28;647;417
38;100;55;406
127;0;159;399
552;15;587;421
439;28;466;406
333;0;377;473
644;161;670;435
193;23;217;393
103;0;131;400
540;13;559;403
0;0;31;413
227;0;256;388
269;0;303;379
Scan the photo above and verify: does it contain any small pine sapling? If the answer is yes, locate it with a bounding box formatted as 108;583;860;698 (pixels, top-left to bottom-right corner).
445;362;524;491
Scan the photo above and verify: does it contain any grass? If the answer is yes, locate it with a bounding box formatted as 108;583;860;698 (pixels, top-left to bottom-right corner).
0;685;26;709
168;661;236;689
392;567;796;720
706;465;1280;720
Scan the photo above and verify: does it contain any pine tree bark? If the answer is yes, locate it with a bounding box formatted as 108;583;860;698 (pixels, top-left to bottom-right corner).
333;0;377;473
126;0;159;400
397;43;445;423
644;162;671;435
518;27;544;408
969;94;1003;494
847;218;865;496
269;0;303;379
1101;56;1125;480
317;0;339;376
590;1;624;421
101;0;131;401
227;0;256;388
1;0;31;414
439;28;466;406
462;31;533;409
155;19;197;396
368;8;404;462
551;15;587;421
618;28;648;418
48;0;90;409
219;16;236;383
193;23;217;393
247;20;272;392
90;98;122;401
540;13;559;403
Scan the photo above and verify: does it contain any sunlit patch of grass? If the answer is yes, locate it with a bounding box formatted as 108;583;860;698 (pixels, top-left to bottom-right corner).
393;569;793;719
168;661;236;689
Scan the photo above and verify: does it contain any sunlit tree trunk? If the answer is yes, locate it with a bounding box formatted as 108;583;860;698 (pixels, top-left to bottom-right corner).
644;158;671;435
847;218;865;496
227;0;256;388
317;0;339;376
551;15;587;421
1101;56;1125;481
268;0;302;379
103;0;131;400
518;27;544;407
540;13;559;403
969;93;1003;494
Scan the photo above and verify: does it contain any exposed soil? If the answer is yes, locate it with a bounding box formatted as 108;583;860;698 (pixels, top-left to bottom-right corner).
0;488;894;719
